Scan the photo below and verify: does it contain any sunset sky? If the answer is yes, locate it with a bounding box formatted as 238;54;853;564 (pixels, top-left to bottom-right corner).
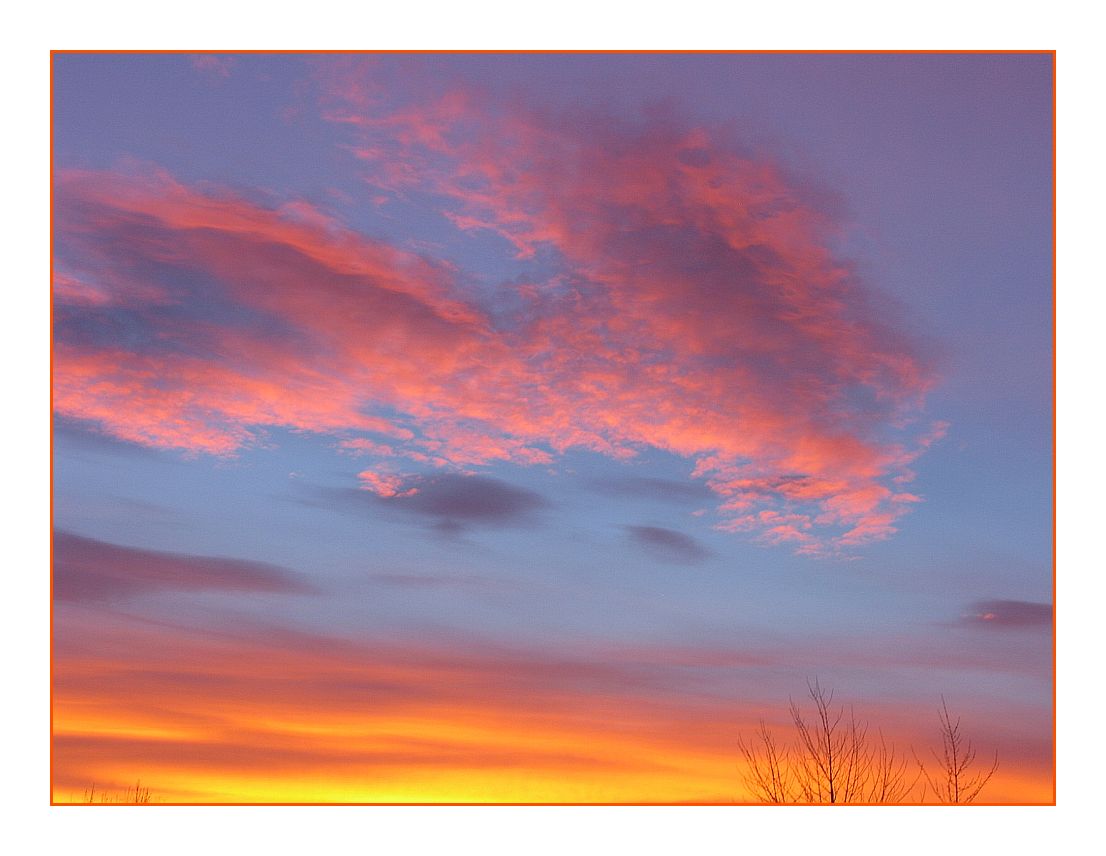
51;52;1053;803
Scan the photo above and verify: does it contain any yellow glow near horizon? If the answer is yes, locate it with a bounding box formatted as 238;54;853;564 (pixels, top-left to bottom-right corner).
52;614;1052;805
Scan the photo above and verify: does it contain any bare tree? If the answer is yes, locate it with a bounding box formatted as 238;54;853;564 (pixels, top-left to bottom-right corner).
739;679;917;804
738;720;793;803
916;697;998;804
868;729;916;803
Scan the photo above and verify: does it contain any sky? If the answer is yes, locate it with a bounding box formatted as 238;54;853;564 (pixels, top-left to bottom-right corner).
51;52;1053;803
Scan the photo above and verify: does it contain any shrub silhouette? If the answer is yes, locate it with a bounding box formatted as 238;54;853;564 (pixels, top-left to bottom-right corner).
82;780;153;804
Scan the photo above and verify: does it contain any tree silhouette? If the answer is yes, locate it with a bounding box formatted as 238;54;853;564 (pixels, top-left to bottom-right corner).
738;680;1000;804
739;679;917;803
915;697;998;804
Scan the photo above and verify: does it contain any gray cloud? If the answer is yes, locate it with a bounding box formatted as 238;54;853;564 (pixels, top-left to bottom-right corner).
392;474;546;522
588;475;714;503
362;572;506;591
53;531;317;602
960;599;1052;629
625;525;713;564
321;474;547;530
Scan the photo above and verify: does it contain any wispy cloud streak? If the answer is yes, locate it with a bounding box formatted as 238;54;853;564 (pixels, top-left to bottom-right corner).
626;525;712;564
959;599;1052;629
53;531;316;602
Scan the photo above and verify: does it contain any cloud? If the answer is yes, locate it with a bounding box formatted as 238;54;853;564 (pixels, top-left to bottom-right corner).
362;572;505;591
191;54;234;79
52;71;942;553
53;531;317;602
316;77;942;552
53;416;177;460
348;472;548;529
588;476;716;504
626;525;713;564
376;474;546;521
960;600;1052;629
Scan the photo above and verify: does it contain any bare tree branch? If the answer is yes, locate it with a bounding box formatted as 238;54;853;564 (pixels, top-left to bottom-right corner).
915;697;999;803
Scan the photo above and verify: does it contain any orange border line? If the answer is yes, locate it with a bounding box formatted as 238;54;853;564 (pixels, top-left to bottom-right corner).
56;802;1054;807
47;47;1057;809
49;49;56;809
49;49;1055;55
1050;48;1058;807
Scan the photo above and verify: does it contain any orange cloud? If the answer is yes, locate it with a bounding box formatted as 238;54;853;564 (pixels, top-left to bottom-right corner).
53;80;944;551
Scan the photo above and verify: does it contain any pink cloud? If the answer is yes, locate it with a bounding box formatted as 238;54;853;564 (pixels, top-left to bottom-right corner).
341;438;396;457
52;271;111;306
358;470;416;498
53;79;944;552
190;54;234;80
